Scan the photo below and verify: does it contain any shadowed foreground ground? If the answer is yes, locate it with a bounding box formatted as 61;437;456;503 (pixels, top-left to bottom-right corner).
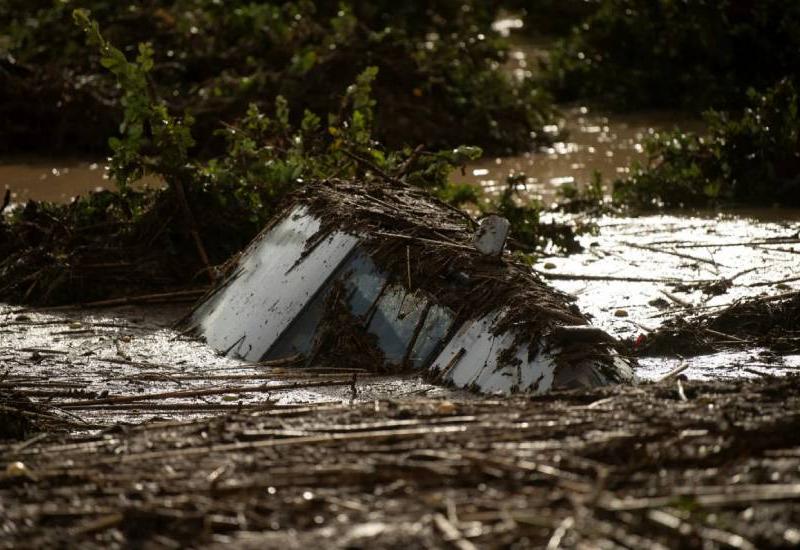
2;375;799;549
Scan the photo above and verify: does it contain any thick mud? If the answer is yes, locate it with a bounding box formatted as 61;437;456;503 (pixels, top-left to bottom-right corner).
0;304;466;427
3;375;800;549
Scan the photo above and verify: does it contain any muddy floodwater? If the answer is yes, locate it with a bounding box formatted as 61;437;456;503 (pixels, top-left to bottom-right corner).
2;108;798;425
535;211;800;380
453;105;703;205
0;158;161;205
0;303;467;426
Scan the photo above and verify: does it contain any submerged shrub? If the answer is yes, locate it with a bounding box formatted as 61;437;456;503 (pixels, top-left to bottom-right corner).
0;0;556;156
613;79;800;209
544;0;800;110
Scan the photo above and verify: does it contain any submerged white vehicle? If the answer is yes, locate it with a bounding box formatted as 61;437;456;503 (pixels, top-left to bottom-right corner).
186;180;634;394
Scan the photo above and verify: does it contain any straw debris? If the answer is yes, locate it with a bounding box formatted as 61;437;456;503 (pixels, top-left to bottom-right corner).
636;291;800;356
2;375;799;548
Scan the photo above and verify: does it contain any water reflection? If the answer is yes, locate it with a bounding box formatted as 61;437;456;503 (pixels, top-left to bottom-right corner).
535;211;800;381
456;106;704;205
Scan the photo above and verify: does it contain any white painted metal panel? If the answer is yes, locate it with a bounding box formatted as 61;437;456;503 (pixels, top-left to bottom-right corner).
262;249;387;360
428;310;557;394
191;206;359;361
189;205;632;393
366;286;429;366
473;215;510;256
254;249;454;369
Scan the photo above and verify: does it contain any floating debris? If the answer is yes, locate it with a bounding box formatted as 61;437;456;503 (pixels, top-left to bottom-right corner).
637;291;800;356
187;180;634;393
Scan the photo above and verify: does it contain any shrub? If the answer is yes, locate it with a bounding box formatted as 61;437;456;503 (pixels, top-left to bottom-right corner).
0;0;556;156
613;79;800;208
544;0;800;111
0;12;573;305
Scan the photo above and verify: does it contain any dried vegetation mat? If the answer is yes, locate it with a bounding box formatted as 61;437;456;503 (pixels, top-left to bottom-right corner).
0;390;95;440
637;291;800;356
2;375;800;549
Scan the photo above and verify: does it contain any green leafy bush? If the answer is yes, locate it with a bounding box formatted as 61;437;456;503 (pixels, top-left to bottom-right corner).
501;1;601;37
544;0;800;110
0;12;570;305
0;0;556;156
491;173;584;253
613;79;800;208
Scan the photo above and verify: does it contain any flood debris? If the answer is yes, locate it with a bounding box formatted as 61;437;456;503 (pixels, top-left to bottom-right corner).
635;291;800;356
0;391;38;441
2;375;799;549
0;389;83;440
186;180;634;394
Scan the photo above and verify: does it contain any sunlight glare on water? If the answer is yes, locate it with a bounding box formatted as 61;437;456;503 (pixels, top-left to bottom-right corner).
455;106;703;206
536;211;800;381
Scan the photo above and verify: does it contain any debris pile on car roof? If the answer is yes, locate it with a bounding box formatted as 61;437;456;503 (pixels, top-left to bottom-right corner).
186;179;634;393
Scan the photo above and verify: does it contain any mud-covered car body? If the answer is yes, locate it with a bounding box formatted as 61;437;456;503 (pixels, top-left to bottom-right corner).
187;180;634;394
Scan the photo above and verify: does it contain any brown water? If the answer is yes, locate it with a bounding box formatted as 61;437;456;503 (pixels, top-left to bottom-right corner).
454;28;703;203
0;160;108;204
0;159;162;206
0;23;796;433
451;92;799;382
534;211;800;380
1;106;698;208
455;105;703;205
0;303;467;426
